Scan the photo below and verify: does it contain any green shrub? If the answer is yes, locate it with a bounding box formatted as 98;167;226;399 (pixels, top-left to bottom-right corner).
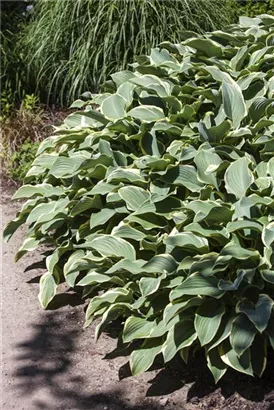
1;1;32;105
7;140;40;183
1;90;14;121
0;1;27;33
238;0;274;17
21;0;238;105
5;15;274;382
1;94;51;182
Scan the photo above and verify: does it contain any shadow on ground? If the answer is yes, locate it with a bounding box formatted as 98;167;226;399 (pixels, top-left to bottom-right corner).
12;260;274;410
13;310;165;410
13;305;274;410
145;352;274;407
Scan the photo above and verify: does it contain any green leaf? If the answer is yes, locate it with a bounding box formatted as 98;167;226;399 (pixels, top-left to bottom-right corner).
194;299;226;346
142;254;177;274
78;110;110;125
78;271;117;286
139;276;163;297
230;45;249;71
63;248;84;269
163;298;202;325
198;121;230;143
81;154;113;170
47;242;72;275
12;184;63;199
262;222;274;248
237;72;265;91
88;182;119;195
162;165;204;192
164;232;208;253
207;347;228;383
87;235;136;260
63;250;84;287
130;338;163;376
250;335;267;377
38;272;58;309
180;346;190;364
249;98;274;123
111;70;135;87
187;253;220;277
230;314;257;356
3;214;27;242
170;274;225;300
219;242;260;261
26;198;69;226
185;200;233;224
15;237;41;262
49;155;87;178
90;208;116;229
219;340;253;376
266;318;274;350
70;99;86;108
224;157;254;199
71;197;102;217
218;270;248;291
106;259;146;275
126;213;167;230
150;47;176;65
118;186;150;211
123;317;155;343
204;66;231;83
208;313;234;351
153;123;183;139
194;148;222;188
85;288;132;321
107;168;144;183
239;15;260;27
227;220;262;233
117;82;135;107
268;157;274;179
26;202;53;224
101;94;127;120
249;46;274;67
130;74;171;97
185;223;229;243
95;303;132;340
237;294;274;333
233;194;272;219
112;224;146;241
162;320;197;362
127;105;165;122
185;38;223;58
260;270;274;284
64;110;108;127
222;80;247;129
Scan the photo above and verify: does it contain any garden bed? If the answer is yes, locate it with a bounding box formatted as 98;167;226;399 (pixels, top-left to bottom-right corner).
2;186;274;410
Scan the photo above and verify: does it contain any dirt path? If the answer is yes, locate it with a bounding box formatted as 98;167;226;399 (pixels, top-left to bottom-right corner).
1;187;274;410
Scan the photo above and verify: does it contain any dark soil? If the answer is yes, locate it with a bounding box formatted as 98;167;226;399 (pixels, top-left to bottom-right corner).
1;186;274;410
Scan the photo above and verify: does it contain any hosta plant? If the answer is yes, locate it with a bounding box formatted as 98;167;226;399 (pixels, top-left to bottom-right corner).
5;15;274;382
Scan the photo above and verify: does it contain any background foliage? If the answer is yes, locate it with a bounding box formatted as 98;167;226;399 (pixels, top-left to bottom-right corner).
238;0;274;17
5;14;274;381
0;1;31;107
17;0;238;105
1;94;67;183
2;1;273;109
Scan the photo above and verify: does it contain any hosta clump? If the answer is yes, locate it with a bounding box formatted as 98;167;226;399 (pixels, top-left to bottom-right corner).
5;15;274;382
